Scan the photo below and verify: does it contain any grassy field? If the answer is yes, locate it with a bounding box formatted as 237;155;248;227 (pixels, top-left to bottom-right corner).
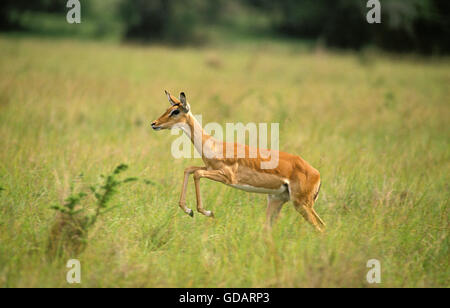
0;36;448;287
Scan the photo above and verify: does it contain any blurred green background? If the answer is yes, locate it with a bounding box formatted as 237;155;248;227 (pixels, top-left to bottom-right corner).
1;0;449;53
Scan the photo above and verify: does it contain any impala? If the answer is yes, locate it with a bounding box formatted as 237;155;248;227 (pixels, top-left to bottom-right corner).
151;91;325;232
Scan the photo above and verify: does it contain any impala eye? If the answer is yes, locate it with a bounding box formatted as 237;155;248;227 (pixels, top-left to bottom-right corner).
170;109;180;117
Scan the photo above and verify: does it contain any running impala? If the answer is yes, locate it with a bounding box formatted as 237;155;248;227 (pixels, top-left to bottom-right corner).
151;91;325;232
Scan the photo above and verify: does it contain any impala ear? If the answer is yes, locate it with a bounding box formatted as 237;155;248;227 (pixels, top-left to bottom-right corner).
165;90;180;106
179;92;190;112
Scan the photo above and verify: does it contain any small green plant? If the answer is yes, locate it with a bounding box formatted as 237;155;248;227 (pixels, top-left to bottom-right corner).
48;164;138;258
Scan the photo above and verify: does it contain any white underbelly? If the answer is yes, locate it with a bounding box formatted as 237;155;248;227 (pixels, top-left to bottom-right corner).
227;183;287;195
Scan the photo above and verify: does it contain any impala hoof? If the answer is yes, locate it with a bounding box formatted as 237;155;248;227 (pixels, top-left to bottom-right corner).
187;209;194;217
205;210;214;218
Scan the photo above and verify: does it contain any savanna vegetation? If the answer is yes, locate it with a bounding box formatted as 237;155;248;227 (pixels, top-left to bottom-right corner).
0;34;448;287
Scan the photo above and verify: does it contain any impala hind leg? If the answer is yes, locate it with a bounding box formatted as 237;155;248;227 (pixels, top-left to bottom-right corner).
265;193;289;230
311;208;326;227
293;198;325;233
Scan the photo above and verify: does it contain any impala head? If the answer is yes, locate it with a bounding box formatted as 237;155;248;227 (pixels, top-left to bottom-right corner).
151;91;191;131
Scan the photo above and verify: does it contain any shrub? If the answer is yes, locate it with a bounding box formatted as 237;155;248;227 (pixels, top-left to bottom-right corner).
48;164;138;258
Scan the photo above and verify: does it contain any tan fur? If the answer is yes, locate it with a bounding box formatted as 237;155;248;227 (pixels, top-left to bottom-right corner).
151;91;325;232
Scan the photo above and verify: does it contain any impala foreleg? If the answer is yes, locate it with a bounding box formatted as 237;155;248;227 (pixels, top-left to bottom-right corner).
179;166;205;217
193;169;230;217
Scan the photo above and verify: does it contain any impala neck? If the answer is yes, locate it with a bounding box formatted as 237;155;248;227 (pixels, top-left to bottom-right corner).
182;112;213;158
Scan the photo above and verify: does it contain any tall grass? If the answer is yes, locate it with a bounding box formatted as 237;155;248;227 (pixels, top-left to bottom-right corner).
0;36;448;287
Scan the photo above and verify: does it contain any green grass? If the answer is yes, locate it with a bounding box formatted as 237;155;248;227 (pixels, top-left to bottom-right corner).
0;36;448;287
